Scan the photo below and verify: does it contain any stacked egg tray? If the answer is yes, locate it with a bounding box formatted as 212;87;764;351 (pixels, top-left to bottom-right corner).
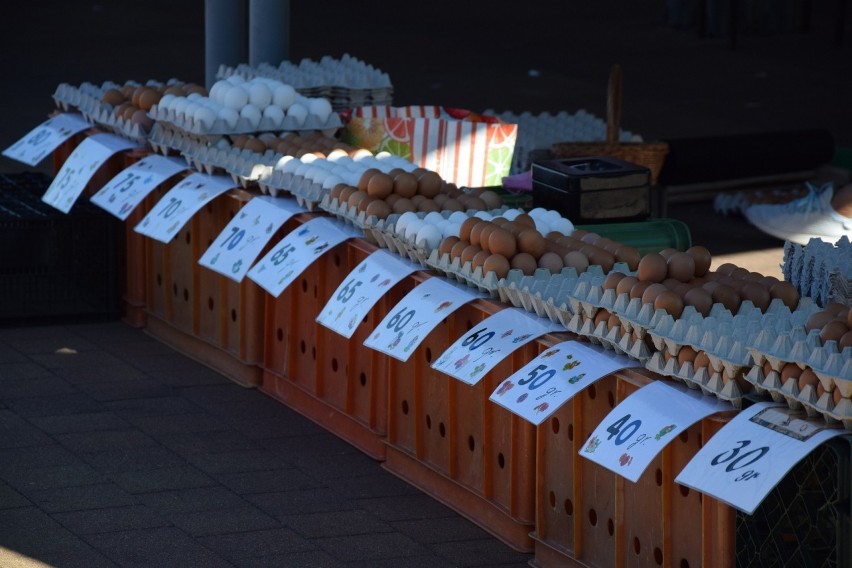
218;54;394;111
496;266;581;322
783;235;852;308
746;318;852;428
425;249;506;298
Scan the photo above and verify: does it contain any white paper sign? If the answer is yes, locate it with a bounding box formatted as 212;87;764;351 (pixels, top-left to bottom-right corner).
2;113;91;166
199;195;304;282
579;380;733;482
316;250;420;339
432;308;565;385
364;277;482;361
41;133;140;214
675;401;845;514
134;172;235;243
489;340;639;425
90;155;190;220
247;217;351;297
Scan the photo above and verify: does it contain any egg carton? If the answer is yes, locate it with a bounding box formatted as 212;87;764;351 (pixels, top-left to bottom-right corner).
646;351;747;408
496;267;580;324
783;235;852;307
424;250;503;298
562;310;654;362
317;195;392;245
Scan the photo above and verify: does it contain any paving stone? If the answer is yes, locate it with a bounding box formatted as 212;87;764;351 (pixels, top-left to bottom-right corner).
0;505;63;532
6;335;99;355
127;352;215;373
30;350;125;370
0;483;31;509
347;556;458;568
167;504;281;537
0;361;54;380
282;509;393;539
28;411;131;434
391;516;495;544
184;449;288;475
53;504;170;535
230;549;344;568
104;396;202;417
0;347;32;364
430;538;533;567
324;472;423;500
158;430;264;456
244;488;357;518
214;468;322;495
263;432;365;457
124;412;229;436
84;527;233;568
22;482;137;513
54;363;149;385
197;527;316;560
75;378;176;402
82;446;188;474
284;449;382;481
143;360;233;387
54;428;158;454
0;444;82;472
5;393;104;417
0;525;102;560
0;411;54;448
109;466;218;494
353;493;458;522
0;376;77;399
2;463;106;492
15;545;119;568
313;532;430;562
66;321;149;344
99;339;178;359
138;486;250;515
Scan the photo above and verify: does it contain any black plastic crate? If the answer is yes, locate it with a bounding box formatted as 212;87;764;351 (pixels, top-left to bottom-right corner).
736;435;851;568
0;172;120;324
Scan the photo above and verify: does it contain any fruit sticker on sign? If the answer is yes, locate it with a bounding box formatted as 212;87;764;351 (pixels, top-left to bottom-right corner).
198;195;304;283
134;172;235;243
675;401;845;514
3;113;91;166
90;155;190;220
580;380;733;482
364;277;482;361
432;307;564;385
247;217;352;297
316;249;420;339
41;133;140;214
489;340;639;425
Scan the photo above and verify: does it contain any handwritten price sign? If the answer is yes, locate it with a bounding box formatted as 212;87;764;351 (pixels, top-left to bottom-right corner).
3;113;91;166
90;155;189;220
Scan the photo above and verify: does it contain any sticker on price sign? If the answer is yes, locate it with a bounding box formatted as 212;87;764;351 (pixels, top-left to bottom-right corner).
90;155;190;220
2;113;91;166
41;133;140;213
364;277;483;361
134;172;235;243
316;249;420;339
199;195;304;282
432;308;565;385
580;380;733;482
247;217;350;297
489;340;640;425
675;401;845;514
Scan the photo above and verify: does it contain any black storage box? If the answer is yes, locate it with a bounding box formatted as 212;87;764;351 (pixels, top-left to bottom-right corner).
531;156;651;223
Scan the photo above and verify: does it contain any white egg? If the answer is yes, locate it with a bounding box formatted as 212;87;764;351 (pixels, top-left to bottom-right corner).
442;222;462;239
550;217;575;236
274;155;294;172
194;106;217;130
226;74;246;85
186;92;203;101
247;82;273;109
529;207;548;219
217;107;240;129
157;93;175;112
404;218;425;241
223;86;248;110
533;218;551;234
322;175;343;190
395;211;418;236
239;104;262;129
502;208;522;221
423;211;445;225
293;163;312;177
286;103;308;126
473;211;492;221
415;224;442;250
272;84;297;109
281;157;302;174
262;105;285;127
448;211;468;224
308;98;333;123
543;209;562;222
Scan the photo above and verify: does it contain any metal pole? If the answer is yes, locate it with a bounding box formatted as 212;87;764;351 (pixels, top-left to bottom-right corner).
249;0;290;67
205;0;248;89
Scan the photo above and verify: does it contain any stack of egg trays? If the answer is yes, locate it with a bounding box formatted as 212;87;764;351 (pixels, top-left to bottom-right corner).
424;249;502;298
496;267;580;323
258;164;332;210
783;235;852;307
317;196;381;246
746;302;852;429
53;80;155;143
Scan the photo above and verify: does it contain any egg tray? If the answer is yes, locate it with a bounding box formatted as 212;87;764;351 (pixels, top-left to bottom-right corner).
317;195;381;246
646;352;747;408
258;170;328;211
53;81;159;143
783;235;852;308
180;138;281;188
425;250;503;298
565;310;655;362
496;267;581;324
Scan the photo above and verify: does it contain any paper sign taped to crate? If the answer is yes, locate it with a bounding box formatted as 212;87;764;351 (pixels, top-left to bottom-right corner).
2;113;91;166
489;340;639;426
675;402;845;514
580;381;733;482
316;249;420;339
134;172;235;243
199;195;304;283
342;106;517;188
41;133;140;214
91;155;190;220
247;217;351;297
364;277;483;361
432;307;564;385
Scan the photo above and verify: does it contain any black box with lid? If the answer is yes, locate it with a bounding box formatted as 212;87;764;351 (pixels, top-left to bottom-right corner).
531;156;651;223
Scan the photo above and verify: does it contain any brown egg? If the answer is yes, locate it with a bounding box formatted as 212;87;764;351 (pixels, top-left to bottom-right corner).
712;285;741;313
391;197;416;215
685;246;712;276
616;275;639;297
478;224;499;252
683;287;713;316
538;251;564;274
715;262;739;276
820;321;850;344
797;369;819;390
580;232;602;245
463;197;487;211
571;229;588;240
471;250;491;271
482;254;511;279
780;362;802;385
468;221;488;247
329;183;347;201
129;109;153;132
839;330;852;350
488;228;517;259
848;309;852;328
450;239;469;260
614;246;641;271
701;280;720;295
457;218;478;242
513;213;536;229
606;313;621;331
122;105;138;121
637;253;668;283
667;252;696;283
587;250;615;272
641;283;669;305
392;172;418;198
364;199;392;219
823;302;849;317
479;190;503;210
722;369;752;393
677;346;698;365
338;185;358;203
758;276;779;288
762;360;773;377
806;311;835;331
658;248;678;259
514;230;545;259
358;168;381;191
419;200;441;213
662;277;682;290
417;171;443;198
442;198;464;212
593;309;610;329
138;89;161;111
740;282;771;311
460;244;482;266
629;280;652;300
769;281;799;309
366;173;394;199
439;236;460;257
603;272;626;290
347;189;368;210
694;351;711;370
562;251;589;273
101;88;125;106
654;290;685;318
432;193;448;208
730;266;750;280
510;252;538;275
357;195;376;213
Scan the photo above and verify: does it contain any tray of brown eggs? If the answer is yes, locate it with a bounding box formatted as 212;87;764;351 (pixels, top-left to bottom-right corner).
54;80;206;142
744;302;852;428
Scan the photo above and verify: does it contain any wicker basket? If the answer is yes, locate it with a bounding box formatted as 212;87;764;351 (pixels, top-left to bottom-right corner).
552;65;669;185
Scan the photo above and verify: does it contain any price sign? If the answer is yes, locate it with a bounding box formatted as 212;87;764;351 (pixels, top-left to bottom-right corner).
41;133;140;213
675;401;845;514
580;380;733;482
432;308;564;385
134;172;235;243
316;250;420;338
247;217;351;297
364;277;482;361
489;340;640;425
3;113;91;166
90;155;190;220
199;195;304;282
